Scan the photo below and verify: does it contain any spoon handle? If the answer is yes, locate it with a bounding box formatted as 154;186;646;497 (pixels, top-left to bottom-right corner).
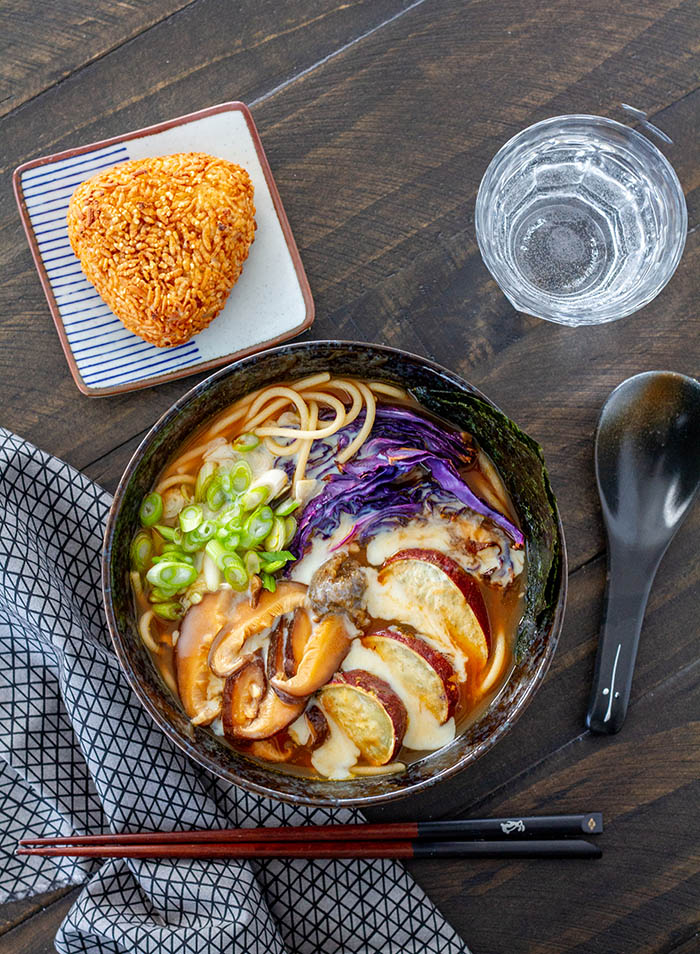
586;544;657;734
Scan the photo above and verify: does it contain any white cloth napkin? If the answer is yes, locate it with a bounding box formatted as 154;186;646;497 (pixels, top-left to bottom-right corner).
0;428;470;954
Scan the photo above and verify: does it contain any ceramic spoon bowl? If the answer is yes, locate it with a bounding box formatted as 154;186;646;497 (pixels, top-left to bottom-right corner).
587;370;700;734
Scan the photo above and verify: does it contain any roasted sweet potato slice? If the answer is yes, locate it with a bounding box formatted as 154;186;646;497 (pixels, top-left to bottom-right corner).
319;670;407;765
363;629;458;724
208;581;307;677
378;549;490;668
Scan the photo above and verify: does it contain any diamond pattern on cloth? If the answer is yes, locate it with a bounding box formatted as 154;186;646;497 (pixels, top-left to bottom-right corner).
0;428;470;954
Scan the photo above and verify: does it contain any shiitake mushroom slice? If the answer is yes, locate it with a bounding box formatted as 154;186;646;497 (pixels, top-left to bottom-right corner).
245;737;295;763
271;614;352;697
222;653;305;741
175;589;235;724
305;704;330;749
208;582;307;677
288;704;330;751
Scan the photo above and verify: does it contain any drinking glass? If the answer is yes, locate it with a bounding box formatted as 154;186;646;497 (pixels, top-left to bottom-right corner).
475;115;687;326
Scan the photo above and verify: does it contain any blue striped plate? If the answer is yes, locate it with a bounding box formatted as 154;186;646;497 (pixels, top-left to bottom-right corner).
14;102;314;396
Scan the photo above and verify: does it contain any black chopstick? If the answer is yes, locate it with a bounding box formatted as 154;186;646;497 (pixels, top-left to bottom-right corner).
417;813;603;839
18;812;603;848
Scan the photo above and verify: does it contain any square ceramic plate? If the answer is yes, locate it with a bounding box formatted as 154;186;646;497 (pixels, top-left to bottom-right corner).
13;102;314;396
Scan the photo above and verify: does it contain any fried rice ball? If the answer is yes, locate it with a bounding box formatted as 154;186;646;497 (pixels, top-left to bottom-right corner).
67;153;256;347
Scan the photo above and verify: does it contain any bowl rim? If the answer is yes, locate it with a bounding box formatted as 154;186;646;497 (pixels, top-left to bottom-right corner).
102;339;568;807
474;113;688;325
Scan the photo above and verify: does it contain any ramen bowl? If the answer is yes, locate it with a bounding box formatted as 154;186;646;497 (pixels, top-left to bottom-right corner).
103;341;566;807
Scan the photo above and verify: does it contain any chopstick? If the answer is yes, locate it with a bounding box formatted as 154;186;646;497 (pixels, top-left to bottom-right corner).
18;813;603;848
17;813;603;860
16;838;601;860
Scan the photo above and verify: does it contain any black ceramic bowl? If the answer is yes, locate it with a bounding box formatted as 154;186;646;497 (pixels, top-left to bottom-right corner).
103;341;566;807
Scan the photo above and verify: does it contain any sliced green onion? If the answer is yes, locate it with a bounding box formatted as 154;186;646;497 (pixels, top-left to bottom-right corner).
149;585;180;602
259;549;296;573
233;433;260;453
261;572;277;593
264;517;287;552
152;601;184;621
146;560;197;590
195;460;217;502
260;550;295;564
221;531;240;551
260;550;296;573
260;558;285;573
230;459;252;493
223;553;248;591
159;545;194;565
244;506;274;545
130;532;153;571
241;486;267;511
274;498;300;517
154;524;177;542
179;504;203;533
184;520;216;549
284;515;298;547
242;469;288;510
205;539;228;572
206;476;228;511
244;550;261;576
237;528;254;550
217;503;243;529
180;534;202;553
139;492;163;527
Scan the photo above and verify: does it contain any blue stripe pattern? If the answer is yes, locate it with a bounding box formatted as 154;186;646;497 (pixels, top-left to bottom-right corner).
23;143;203;391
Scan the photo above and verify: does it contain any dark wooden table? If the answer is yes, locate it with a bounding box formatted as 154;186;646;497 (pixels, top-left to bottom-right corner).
1;1;698;951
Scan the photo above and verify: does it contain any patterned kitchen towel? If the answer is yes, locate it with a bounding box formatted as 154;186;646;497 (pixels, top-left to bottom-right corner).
0;428;469;954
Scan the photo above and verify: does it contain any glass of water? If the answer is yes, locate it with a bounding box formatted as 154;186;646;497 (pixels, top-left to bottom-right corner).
474;115;687;325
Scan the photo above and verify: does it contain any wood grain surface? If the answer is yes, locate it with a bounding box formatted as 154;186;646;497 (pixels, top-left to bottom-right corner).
1;0;698;951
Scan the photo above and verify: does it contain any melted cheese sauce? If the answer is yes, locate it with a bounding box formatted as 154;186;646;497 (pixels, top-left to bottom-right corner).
367;514;524;584
365;521;455;565
288;713;312;745
290;513;356;585
310;703;361;780
363;567;470;679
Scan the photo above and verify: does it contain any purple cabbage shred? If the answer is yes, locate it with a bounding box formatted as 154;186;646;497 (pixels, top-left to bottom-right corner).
291;404;524;557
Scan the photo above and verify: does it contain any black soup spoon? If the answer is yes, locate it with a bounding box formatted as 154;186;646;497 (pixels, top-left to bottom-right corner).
586;371;700;734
